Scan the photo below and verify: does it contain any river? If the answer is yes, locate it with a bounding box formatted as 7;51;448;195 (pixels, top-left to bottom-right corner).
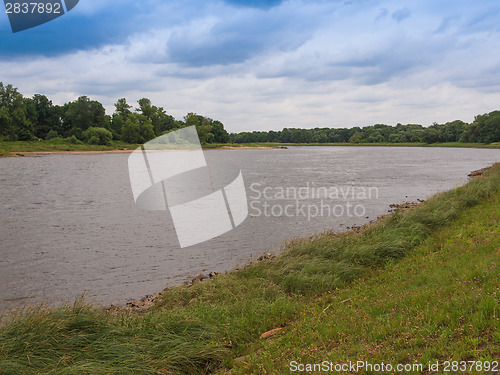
0;146;498;312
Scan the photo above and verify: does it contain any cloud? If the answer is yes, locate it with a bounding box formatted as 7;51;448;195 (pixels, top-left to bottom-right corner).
0;0;141;57
392;7;411;22
164;5;313;66
223;0;283;9
375;8;389;21
435;15;462;33
1;0;500;133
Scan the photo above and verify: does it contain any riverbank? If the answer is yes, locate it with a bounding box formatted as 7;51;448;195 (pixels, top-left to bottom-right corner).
1;140;498;157
0;140;139;157
0;140;281;156
0;164;498;374
240;141;500;149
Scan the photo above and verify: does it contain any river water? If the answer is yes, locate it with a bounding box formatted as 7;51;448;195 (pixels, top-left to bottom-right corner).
0;146;498;312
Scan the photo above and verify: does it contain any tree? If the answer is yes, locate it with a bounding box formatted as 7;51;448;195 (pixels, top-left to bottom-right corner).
465;111;500;143
441;120;467;142
155;108;176;135
137;98;154;119
121;113;155;144
62;96;107;138
136;98;177;136
0;82;31;140
110;98;133;139
422;128;440;144
211;120;230;143
349;131;364;143
279;128;292;143
111;114;125;139
115;98;132;118
267;130;281;142
184;112;214;143
23;94;61;139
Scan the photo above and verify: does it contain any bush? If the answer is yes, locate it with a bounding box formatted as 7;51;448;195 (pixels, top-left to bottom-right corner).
45;130;60;140
82;127;112;145
18;129;36;141
121;113;155;144
65;135;83;144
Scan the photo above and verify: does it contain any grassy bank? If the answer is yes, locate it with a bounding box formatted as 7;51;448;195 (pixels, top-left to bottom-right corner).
0;140;139;155
0;141;266;156
0;141;272;156
241;142;500;149
228;172;500;373
1;140;499;156
0;165;498;374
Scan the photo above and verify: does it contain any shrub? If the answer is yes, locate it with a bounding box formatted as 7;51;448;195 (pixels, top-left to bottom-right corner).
82;127;112;145
45;130;60;140
65;135;83;144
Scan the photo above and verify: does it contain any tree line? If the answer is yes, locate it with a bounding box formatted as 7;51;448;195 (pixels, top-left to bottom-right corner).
1;82;498;146
230;115;500;144
0;82;230;145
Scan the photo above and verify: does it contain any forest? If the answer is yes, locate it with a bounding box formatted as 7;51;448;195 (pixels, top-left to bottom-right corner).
0;82;230;145
1;82;499;146
230;115;500;144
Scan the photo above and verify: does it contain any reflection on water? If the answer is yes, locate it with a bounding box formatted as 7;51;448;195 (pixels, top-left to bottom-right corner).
0;146;498;311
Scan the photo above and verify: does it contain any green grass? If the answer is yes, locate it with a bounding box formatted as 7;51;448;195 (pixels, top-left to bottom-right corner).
0;164;498;374
0;140;140;155
0;140;245;155
0;301;226;374
227;173;500;374
201;143;247;149
0;141;273;155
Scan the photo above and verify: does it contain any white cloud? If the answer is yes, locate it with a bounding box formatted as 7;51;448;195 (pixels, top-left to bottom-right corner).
2;0;500;132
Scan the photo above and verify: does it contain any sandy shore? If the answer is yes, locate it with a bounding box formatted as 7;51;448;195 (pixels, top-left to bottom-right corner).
5;150;135;156
3;146;282;157
217;146;285;150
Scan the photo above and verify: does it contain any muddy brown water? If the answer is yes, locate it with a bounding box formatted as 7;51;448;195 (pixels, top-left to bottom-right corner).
0;146;499;312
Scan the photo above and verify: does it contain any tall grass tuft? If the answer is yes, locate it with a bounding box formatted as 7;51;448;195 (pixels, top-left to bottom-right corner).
0;299;227;374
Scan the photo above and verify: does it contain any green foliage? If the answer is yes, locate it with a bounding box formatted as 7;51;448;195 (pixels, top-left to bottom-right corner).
110;98;227;144
230;117;496;145
0;82;31;141
110;113;125;139
0;140;139;154
136;98;176;136
1;81;496;147
184;112;214;143
23;94;61;139
114;97;132;118
121;113;155;144
82;127;113;145
62;96;107;137
66;135;84;144
462;111;500;143
211;120;231;143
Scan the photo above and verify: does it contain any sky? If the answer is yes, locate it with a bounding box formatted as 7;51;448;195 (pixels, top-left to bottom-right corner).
1;0;500;132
